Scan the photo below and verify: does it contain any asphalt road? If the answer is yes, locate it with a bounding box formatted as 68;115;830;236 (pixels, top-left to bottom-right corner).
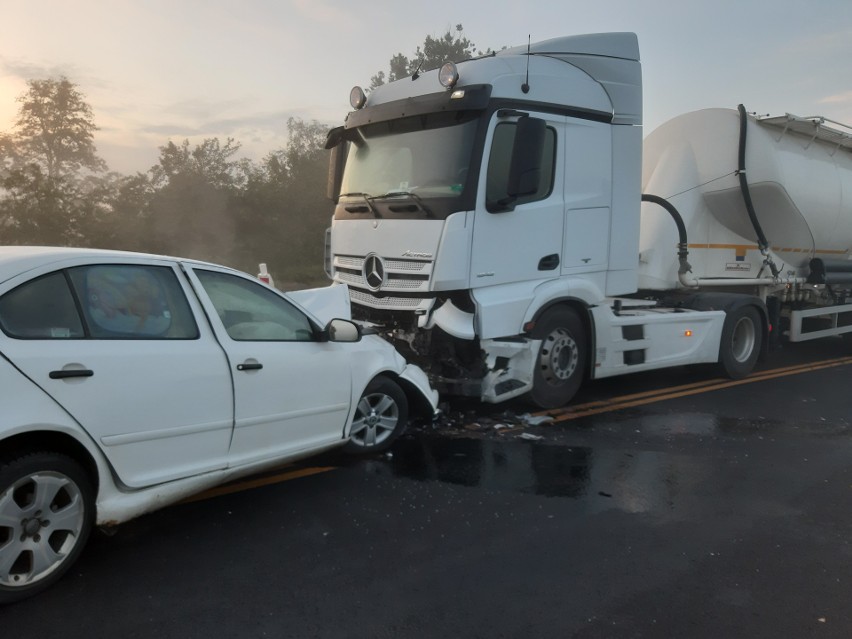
4;339;852;638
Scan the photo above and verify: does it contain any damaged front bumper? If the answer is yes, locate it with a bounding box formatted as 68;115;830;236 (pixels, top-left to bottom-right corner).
433;337;540;404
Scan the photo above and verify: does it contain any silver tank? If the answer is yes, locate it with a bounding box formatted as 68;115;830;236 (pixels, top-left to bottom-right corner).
638;108;852;289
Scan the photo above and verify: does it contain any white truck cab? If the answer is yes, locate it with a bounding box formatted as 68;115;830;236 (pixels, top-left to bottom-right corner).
324;32;852;407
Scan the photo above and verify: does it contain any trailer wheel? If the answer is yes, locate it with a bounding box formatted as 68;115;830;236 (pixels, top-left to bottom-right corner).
718;306;762;379
529;308;587;409
0;452;94;604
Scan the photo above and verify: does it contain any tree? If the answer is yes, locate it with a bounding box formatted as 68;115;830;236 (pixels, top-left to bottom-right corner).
370;25;483;89
143;137;248;262
150;137;245;191
232;118;330;285
0;77;107;245
13;77;105;180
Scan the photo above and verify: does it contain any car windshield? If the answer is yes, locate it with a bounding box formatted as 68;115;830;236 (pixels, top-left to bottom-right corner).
340;111;479;199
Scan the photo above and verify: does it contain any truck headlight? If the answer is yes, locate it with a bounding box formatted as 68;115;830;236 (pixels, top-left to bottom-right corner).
350;86;367;110
439;62;459;89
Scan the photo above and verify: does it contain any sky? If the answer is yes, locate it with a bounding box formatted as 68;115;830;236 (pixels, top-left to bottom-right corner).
1;0;851;175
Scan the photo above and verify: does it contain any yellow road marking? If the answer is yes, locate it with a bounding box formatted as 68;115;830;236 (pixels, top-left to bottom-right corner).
181;357;852;500
537;356;852;423
182;466;337;503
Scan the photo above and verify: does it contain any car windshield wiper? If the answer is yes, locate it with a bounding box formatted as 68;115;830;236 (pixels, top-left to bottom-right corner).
339;192;380;218
367;191;433;218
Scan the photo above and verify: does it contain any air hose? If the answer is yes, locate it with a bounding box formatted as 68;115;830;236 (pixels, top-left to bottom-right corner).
641;193;696;287
737;104;780;277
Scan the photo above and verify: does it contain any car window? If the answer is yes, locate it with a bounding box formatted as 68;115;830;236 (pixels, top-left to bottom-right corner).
194;269;316;342
68;265;198;339
0;272;85;339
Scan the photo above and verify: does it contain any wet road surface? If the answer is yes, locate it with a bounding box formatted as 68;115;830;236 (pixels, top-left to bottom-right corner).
4;339;852;637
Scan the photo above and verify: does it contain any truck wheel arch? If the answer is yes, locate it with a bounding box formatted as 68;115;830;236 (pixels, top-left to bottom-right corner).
669;292;769;361
524;299;594;408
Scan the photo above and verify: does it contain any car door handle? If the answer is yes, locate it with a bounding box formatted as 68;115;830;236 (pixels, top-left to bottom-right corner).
236;362;263;371
49;369;94;379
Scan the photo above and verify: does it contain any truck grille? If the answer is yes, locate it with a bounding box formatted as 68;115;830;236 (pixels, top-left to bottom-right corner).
349;288;432;310
334;254;432;293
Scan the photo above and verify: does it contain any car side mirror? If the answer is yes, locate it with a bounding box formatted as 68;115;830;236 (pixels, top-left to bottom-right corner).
326;127;347;202
325;318;361;343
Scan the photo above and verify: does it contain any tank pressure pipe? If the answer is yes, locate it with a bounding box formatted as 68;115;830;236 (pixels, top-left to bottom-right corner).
641;193;698;287
737;104;780;278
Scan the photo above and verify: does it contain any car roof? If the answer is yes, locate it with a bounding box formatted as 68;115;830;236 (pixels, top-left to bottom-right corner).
0;246;224;285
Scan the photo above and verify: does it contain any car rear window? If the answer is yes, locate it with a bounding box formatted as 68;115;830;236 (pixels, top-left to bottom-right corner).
0;265;199;340
0;272;84;339
68;265;198;339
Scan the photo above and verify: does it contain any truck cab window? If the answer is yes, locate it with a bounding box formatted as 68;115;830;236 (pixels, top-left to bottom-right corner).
486;121;556;212
340;112;479;200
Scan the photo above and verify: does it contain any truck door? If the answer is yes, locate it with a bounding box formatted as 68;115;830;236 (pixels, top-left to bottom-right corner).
470;112;566;288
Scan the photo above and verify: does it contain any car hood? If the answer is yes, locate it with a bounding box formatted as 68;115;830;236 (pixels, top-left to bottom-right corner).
287;283;351;324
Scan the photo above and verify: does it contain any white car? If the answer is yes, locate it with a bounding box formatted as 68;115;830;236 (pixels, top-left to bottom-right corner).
0;246;437;603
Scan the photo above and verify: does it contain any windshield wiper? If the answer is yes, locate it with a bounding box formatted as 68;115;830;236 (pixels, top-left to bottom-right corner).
339;192;380;218
367;191;433;218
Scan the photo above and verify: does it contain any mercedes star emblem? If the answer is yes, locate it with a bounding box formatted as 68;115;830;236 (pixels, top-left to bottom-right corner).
363;254;385;291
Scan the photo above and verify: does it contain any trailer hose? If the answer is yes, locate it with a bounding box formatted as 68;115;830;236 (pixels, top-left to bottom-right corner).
737;104;780;277
641;193;696;287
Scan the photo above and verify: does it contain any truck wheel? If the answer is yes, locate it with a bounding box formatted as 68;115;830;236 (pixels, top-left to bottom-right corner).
345;377;409;454
0;452;94;604
529;308;587;409
718;306;762;379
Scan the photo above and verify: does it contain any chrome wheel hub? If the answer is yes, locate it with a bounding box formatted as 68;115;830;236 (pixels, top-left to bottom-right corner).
541;328;579;383
350;393;399;448
0;472;85;587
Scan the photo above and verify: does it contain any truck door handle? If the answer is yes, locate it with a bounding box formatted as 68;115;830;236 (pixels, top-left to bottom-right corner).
49;369;94;379
538;254;560;271
236;362;263;371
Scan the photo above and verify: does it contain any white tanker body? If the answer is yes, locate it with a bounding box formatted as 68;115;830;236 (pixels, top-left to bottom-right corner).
639;108;852;289
324;32;852;408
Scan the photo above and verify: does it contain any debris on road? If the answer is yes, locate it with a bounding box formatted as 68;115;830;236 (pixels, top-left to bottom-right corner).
518;433;544;441
518;413;554;426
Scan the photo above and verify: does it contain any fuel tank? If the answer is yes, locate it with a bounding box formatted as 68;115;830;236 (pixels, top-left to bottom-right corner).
638;108;852;289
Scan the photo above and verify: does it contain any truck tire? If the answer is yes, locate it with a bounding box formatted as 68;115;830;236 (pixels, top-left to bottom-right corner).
529;308;587;409
0;452;94;604
717;306;762;379
345;377;409;454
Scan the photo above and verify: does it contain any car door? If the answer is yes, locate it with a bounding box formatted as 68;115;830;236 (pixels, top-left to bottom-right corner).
0;258;234;488
186;266;353;466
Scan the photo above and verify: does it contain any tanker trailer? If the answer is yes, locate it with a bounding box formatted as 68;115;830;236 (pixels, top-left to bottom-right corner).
638;106;852;343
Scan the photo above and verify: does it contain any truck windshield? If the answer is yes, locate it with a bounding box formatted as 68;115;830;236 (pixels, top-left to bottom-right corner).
341;111;479;199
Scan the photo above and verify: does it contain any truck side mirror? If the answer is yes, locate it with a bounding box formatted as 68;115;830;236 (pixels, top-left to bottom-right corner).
326;126;347;201
506;117;546;200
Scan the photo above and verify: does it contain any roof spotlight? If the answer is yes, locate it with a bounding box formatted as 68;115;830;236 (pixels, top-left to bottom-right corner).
439;62;459;89
350;86;367;110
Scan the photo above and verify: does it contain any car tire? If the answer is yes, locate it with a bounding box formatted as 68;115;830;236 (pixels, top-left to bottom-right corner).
345;377;408;454
528;307;587;409
0;452;94;605
717;306;762;379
